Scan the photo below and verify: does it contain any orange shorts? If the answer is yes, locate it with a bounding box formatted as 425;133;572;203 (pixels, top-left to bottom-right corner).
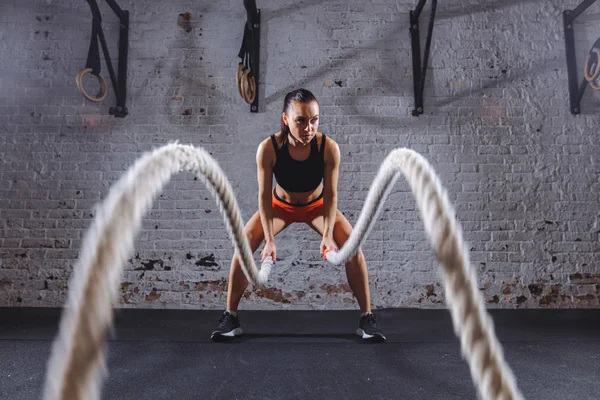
272;189;324;223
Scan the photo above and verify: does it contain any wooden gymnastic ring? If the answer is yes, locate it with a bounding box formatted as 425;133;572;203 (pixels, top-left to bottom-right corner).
236;64;246;98
240;68;251;104
244;74;256;104
589;77;600;90
583;48;600;82
76;68;108;102
238;69;256;104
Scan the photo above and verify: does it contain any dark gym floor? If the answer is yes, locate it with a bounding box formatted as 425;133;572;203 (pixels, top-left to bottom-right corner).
1;307;598;399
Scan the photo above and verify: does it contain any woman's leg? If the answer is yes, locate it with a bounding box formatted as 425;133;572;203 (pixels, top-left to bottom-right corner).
307;210;371;313
226;210;290;311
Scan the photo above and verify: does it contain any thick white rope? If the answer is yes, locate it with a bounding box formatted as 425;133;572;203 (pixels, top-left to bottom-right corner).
43;143;271;400
43;143;522;400
326;148;523;400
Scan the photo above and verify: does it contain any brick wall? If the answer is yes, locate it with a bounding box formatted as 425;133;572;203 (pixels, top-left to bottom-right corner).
1;0;599;309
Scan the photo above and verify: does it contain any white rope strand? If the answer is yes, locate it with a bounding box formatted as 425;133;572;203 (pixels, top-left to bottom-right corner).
43;143;523;400
43;143;271;400
326;148;523;400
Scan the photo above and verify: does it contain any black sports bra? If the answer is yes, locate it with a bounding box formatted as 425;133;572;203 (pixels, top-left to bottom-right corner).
270;134;326;193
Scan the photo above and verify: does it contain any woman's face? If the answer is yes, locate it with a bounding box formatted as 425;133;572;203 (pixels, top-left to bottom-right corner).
283;100;319;146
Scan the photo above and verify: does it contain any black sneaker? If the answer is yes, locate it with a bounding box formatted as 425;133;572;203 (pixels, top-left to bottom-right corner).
210;311;243;341
357;312;386;342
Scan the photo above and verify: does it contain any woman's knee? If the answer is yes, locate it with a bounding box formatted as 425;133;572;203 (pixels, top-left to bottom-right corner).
243;213;265;251
230;230;262;267
242;229;262;252
345;248;365;267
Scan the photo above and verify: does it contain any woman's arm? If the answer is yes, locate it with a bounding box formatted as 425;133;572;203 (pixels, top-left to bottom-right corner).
256;139;276;246
322;136;341;240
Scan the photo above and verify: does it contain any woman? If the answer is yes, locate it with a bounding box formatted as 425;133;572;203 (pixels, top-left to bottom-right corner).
211;89;385;342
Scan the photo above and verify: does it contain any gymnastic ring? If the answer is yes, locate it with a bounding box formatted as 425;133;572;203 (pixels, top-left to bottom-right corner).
240;68;253;104
589;77;600;90
239;68;248;102
583;48;600;82
236;64;246;98
76;68;108;102
244;73;256;104
235;64;245;97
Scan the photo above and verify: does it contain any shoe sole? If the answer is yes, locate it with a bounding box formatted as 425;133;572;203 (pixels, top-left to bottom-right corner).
356;328;386;342
211;327;243;341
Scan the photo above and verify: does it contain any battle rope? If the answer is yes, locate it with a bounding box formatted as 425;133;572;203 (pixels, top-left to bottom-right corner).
43;143;271;400
325;148;523;400
43;143;522;400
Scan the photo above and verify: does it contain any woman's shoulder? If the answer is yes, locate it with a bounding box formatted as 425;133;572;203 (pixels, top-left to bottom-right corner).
268;131;283;147
318;131;334;143
256;132;280;162
260;131;281;145
318;131;338;148
319;132;340;163
271;130;282;139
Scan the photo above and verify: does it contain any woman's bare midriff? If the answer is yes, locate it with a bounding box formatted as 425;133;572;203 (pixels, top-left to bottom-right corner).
274;183;323;205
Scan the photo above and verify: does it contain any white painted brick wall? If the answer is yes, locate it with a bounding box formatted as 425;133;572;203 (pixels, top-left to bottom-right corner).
1;0;599;309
